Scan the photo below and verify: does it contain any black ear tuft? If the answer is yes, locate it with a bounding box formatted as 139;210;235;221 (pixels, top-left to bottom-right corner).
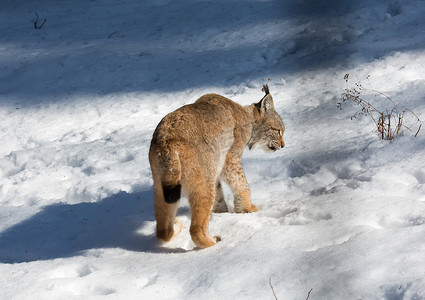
255;84;273;113
255;84;273;112
262;84;270;95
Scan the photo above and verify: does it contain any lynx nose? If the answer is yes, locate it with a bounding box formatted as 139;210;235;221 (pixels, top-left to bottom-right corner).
280;138;285;149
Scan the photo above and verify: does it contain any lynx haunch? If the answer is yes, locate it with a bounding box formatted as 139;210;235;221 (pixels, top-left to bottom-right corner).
149;85;285;248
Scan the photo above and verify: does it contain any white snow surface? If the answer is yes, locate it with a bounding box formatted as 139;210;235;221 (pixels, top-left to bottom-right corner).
1;0;425;299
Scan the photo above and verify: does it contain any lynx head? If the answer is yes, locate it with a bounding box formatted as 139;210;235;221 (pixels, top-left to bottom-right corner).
248;85;285;152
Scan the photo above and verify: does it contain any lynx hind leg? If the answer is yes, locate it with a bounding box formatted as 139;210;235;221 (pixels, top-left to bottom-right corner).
154;179;182;242
188;182;221;248
213;181;228;213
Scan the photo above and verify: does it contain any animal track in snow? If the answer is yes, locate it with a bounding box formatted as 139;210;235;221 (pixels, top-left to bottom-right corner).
47;282;116;296
113;149;135;163
67;155;85;168
363;215;425;230
381;281;423;300
49;263;95;279
306;234;355;252
287;160;314;178
82;166;96;176
414;169;425;184
288;158;372;198
137;274;159;288
281;209;333;226
378;215;425;229
3;151;27;177
47;264;116;296
261;206;298;219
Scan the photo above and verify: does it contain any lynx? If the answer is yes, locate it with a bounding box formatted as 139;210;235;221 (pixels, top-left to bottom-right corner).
149;85;285;248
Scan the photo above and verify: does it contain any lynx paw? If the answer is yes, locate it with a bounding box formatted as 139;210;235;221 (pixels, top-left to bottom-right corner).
198;236;221;248
157;218;183;242
235;204;258;213
244;204;259;213
190;227;221;248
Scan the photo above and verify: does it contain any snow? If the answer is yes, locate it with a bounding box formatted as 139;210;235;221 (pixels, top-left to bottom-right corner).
1;0;425;299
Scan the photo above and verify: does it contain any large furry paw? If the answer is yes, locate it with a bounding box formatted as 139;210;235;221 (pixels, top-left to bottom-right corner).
198;236;221;249
235;204;258;213
157;218;183;242
243;204;258;213
190;227;220;248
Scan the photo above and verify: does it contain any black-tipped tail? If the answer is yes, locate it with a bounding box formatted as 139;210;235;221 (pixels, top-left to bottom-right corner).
162;183;181;203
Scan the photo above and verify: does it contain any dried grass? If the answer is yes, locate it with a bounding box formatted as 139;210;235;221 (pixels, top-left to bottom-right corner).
338;74;422;141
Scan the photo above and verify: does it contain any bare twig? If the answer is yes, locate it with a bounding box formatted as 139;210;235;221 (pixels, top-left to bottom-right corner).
269;278;278;300
339;74;422;140
306;288;313;300
415;124;422;137
107;31;119;39
34;12;46;29
34;12;39;29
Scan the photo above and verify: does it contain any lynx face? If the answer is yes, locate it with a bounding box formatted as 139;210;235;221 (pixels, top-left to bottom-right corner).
248;91;285;152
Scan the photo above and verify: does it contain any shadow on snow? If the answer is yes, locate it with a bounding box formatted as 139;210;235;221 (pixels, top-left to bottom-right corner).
1;0;416;104
0;190;163;263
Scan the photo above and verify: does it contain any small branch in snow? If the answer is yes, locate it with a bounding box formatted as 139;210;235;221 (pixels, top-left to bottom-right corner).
338;74;422;141
415;124;422;137
306;288;313;300
269;278;278;300
107;31;119;39
34;12;46;29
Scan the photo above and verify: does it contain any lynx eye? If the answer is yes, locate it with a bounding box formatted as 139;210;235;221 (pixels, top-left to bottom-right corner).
272;128;282;136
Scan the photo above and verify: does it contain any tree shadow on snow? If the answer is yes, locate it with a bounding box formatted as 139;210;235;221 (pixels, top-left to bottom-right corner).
2;0;416;105
0;190;169;263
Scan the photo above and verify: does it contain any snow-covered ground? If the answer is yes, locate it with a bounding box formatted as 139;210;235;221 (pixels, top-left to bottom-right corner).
1;0;425;299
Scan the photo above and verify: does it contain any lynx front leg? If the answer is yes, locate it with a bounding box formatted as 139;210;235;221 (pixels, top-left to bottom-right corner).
221;155;258;213
213;181;228;213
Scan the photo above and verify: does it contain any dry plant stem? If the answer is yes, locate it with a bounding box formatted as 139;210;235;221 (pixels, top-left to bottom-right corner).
269;278;278;300
306;288;313;300
415;124;422;137
34;12;46;29
340;74;422;140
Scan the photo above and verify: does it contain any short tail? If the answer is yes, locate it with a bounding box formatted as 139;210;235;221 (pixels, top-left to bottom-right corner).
160;146;182;204
162;184;181;204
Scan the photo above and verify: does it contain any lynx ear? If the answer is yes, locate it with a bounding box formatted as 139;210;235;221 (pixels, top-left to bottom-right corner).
261;94;274;112
255;84;274;113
